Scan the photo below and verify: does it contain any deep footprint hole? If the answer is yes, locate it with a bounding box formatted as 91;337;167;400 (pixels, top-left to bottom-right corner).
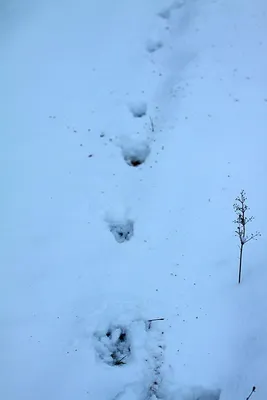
128;101;147;118
121;141;150;167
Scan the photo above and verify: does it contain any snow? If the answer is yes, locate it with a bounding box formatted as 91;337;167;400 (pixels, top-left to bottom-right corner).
1;0;267;399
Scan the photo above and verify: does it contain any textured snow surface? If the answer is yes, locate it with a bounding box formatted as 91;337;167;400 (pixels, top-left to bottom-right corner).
1;0;267;399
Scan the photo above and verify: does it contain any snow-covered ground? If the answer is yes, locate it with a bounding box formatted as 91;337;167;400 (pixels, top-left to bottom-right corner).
1;0;267;399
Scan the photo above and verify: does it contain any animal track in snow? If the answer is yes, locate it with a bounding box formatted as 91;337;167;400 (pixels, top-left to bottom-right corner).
128;101;147;118
94;325;131;366
158;0;185;20
121;138;151;167
108;219;134;243
145;38;163;53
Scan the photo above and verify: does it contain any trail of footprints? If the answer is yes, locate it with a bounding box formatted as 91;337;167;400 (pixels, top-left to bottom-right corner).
105;5;177;244
104;2;178;244
98;5;180;398
95;4;178;398
50;2;222;398
49;1;185;244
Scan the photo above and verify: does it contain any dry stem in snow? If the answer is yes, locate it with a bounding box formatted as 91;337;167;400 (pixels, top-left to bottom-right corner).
233;190;261;284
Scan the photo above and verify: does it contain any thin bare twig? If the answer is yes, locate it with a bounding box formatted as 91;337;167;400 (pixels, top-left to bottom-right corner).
149;116;155;132
147;318;164;330
113;355;127;365
148;318;165;322
246;386;256;400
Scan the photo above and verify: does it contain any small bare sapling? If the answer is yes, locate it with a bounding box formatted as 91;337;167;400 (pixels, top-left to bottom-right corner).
233;190;261;284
